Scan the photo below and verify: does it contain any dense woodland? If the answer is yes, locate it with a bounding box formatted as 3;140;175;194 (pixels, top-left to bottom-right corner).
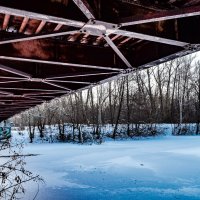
12;55;200;142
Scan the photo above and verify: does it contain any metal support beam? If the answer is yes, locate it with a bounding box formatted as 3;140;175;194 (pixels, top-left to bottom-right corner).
0;80;27;84
46;72;118;80
0;6;84;28
104;35;133;68
72;0;95;19
0;64;31;78
43;81;71;91
22;95;50;101
0;90;13;95
0;87;65;92
0;56;123;71
23;91;66;96
0;12;188;49
120;5;200;26
0;76;26;80
0;106;31;111
108;30;188;47
0;2;198;121
0;30;78;45
47;80;91;85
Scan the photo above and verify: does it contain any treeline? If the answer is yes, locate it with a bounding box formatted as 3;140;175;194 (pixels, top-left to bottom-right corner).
12;55;200;142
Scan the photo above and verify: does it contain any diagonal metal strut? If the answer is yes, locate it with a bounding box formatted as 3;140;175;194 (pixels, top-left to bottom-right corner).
120;5;200;27
0;56;123;72
104;35;133;69
0;30;78;45
0;6;84;28
108;30;188;47
72;0;95;19
0;64;31;78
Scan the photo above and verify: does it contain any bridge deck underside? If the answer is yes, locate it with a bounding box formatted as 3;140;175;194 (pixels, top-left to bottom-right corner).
0;0;200;120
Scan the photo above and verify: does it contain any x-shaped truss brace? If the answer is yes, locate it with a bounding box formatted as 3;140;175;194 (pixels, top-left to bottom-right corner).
0;0;200;108
0;1;195;71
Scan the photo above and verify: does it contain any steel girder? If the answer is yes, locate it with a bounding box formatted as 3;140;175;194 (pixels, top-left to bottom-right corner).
0;0;200;120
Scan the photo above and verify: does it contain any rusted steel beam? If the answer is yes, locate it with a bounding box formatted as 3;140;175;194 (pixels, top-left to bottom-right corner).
120;5;200;26
1;1;199;121
0;13;188;49
0;76;26;80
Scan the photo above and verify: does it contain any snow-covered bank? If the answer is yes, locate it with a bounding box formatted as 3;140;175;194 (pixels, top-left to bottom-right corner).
11;123;200;146
16;135;200;200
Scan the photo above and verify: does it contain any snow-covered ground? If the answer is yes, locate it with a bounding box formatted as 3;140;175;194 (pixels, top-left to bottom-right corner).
9;133;200;200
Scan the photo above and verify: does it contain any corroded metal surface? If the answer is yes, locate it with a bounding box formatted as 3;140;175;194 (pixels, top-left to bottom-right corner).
0;0;200;120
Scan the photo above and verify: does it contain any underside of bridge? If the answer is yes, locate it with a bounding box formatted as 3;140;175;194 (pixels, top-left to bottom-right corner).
0;0;200;121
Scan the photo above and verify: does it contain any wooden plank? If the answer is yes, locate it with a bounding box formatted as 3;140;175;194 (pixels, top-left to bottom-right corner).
19;17;29;33
35;20;46;34
54;24;63;31
2;14;10;30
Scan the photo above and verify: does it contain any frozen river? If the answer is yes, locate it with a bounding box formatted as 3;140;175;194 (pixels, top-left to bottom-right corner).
20;136;200;200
